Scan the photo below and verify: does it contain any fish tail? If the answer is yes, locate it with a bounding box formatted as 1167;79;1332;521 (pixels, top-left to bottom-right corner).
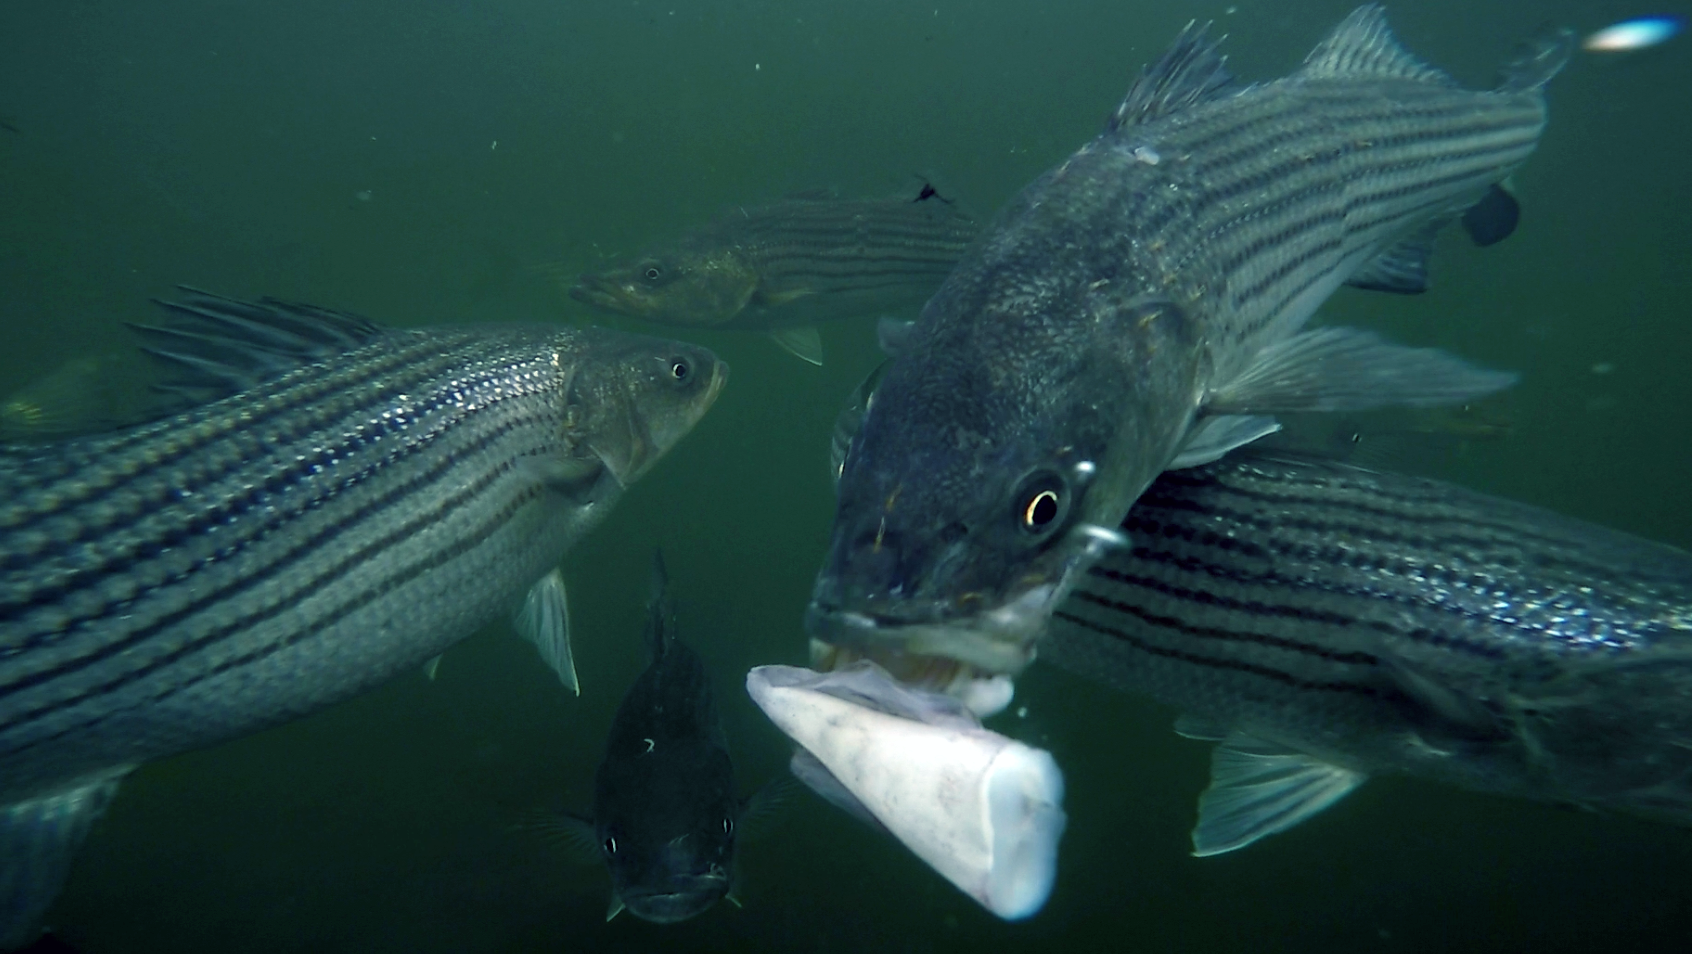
644;550;677;659
1497;24;1574;92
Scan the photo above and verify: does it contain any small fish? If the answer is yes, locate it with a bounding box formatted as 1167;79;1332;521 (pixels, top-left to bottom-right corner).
552;554;767;924
1584;15;1684;52
569;183;979;365
0;291;727;948
809;6;1568;687
1043;451;1692;855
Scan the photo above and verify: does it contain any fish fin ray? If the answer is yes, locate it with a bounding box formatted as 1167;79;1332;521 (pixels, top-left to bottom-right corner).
0;769;130;949
737;774;801;841
1346;223;1441;294
1299;5;1455;85
768;326;824;366
1192;734;1364;856
1109;20;1235;131
1207;327;1517;415
1170;414;1282;469
1173;713;1231;741
517;810;602;864
1497;25;1574;92
516;568;578;695
133;287;385;402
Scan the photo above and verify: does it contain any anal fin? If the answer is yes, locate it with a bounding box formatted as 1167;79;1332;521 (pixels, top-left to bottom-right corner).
516;568;578;695
0;771;129;949
1192;733;1364;856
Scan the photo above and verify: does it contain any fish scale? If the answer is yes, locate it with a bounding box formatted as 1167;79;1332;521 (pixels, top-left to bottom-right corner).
0;290;726;949
1044;452;1692;846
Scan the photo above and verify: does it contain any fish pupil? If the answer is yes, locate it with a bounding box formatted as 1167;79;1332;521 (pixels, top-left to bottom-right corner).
1024;490;1059;529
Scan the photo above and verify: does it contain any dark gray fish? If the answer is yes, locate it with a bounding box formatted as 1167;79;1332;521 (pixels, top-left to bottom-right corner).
0;291;727;949
810;6;1569;684
557;554;756;924
1042;452;1692;855
569;183;979;365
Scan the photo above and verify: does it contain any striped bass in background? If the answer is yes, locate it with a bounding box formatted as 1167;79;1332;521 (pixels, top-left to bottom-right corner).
0;290;727;950
809;6;1571;693
1044;453;1692;855
568;182;980;365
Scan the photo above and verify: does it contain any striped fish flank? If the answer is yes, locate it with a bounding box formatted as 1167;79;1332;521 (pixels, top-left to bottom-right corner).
570;185;979;331
0;290;726;948
808;6;1569;678
1044;453;1692;851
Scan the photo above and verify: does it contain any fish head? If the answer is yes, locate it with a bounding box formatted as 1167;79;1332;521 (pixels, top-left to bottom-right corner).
570;242;760;326
807;291;1198;688
557;330;729;489
597;748;741;924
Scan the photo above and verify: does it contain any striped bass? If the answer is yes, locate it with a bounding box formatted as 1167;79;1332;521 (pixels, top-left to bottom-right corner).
569;183;979;365
809;6;1570;683
0;290;727;949
1044;453;1692;855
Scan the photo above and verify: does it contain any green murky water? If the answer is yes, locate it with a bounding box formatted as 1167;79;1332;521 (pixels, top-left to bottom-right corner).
2;1;1689;950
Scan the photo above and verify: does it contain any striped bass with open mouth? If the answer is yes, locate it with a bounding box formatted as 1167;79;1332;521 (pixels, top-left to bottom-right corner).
808;6;1570;689
0;290;727;949
1043;452;1692;855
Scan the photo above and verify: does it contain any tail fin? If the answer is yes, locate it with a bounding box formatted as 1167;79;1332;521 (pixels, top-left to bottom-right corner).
1499;25;1575;92
644;551;676;659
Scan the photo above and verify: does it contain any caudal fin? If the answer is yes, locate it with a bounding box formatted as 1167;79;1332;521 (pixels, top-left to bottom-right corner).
1498;24;1575;92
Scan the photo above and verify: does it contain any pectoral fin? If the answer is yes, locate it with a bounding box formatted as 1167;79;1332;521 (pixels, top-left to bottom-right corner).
422;654;443;681
521;810;601;864
605;896;625;922
1168;414;1282;469
1191;733;1365;857
769;326;824;366
0;770;129;949
516;568;578;695
1206;327;1517;416
788;748;891;835
1172;713;1230;741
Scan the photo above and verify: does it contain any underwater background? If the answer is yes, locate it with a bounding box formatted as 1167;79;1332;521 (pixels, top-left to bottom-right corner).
2;0;1689;950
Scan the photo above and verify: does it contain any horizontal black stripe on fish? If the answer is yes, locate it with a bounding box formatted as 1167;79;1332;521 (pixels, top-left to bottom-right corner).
1083;550;1513;661
0;334;470;540
0;397;554;670
0;349;553;611
1133;474;1691;589
1;476;553;757
1051;606;1405;702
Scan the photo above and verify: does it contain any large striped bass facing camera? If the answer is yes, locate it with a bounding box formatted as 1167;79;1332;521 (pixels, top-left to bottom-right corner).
1043;453;1692;855
0;290;726;949
569;183;979;365
809;6;1570;688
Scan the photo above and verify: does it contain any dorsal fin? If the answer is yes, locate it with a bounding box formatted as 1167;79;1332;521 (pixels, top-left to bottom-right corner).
1108;20;1235;131
644;550;677;659
130;286;386;403
1299;5;1454;85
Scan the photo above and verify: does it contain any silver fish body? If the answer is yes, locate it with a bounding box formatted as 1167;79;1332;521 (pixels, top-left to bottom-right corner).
0;292;725;947
810;6;1567;677
1043;453;1692;853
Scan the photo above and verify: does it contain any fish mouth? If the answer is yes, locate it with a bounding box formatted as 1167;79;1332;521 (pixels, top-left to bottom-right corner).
568;276;635;314
621;876;729;924
803;582;1062;717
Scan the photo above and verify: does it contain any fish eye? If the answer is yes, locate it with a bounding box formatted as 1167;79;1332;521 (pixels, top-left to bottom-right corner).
722;817;733;835
642;264;663;283
1013;471;1070;536
670;359;690;382
604;836;617;855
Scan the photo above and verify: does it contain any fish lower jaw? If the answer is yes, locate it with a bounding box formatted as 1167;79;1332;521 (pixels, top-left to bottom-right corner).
809;639;1017;718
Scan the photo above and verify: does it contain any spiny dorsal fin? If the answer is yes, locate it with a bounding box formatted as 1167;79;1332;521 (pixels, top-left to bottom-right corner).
644;550;676;659
1108;20;1234;131
1299;5;1454;85
132;286;386;403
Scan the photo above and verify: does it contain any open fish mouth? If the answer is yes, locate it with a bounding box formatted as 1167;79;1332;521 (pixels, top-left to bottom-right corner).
804;580;1060;681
